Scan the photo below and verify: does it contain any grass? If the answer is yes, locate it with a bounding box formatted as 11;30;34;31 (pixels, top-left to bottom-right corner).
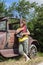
38;52;43;56
0;52;43;65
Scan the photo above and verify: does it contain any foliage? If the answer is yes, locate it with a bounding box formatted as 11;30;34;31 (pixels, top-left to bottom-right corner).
27;5;43;51
16;0;31;18
0;1;16;17
0;1;6;17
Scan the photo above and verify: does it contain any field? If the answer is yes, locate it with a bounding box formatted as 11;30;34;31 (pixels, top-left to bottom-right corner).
0;52;43;65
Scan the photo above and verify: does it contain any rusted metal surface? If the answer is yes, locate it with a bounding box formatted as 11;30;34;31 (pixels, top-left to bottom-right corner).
0;49;19;57
0;32;6;49
7;30;16;48
29;36;38;44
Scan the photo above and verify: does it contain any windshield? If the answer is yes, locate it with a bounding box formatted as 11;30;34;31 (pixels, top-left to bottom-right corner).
0;21;6;31
9;23;19;30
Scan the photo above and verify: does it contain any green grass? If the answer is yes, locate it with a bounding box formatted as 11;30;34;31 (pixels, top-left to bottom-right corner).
0;52;43;65
38;52;43;56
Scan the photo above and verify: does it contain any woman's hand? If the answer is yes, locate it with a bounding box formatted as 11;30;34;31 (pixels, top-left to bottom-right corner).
21;33;24;36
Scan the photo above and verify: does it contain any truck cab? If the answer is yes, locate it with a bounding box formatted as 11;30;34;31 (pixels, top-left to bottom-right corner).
0;17;19;57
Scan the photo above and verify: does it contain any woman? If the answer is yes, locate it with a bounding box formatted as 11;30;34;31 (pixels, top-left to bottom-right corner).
16;19;30;61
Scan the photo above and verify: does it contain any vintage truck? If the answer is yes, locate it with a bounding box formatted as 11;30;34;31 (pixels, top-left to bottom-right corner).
0;17;39;58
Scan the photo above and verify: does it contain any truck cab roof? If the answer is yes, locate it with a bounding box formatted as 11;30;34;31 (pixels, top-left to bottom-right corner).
0;17;20;24
0;17;8;21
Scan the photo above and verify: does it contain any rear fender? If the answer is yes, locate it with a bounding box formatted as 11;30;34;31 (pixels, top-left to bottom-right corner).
31;41;39;49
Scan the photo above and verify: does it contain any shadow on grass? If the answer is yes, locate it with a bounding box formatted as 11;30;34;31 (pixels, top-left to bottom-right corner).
38;52;43;57
0;55;22;62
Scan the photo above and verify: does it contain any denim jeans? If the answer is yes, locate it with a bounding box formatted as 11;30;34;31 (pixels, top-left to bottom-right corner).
19;39;28;55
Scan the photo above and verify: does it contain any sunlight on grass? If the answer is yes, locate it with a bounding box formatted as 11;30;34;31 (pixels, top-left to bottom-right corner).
0;52;43;65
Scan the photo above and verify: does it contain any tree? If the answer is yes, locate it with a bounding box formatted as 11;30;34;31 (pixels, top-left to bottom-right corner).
0;1;16;17
34;5;43;51
27;4;43;51
5;2;16;17
15;0;31;18
0;1;6;17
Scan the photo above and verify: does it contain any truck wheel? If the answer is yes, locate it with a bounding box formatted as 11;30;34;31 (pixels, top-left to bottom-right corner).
29;44;37;59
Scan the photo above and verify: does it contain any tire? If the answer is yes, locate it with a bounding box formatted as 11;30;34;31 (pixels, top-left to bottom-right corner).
29;44;37;59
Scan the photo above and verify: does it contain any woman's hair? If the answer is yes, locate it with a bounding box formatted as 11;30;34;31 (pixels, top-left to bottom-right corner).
22;19;26;25
20;18;26;25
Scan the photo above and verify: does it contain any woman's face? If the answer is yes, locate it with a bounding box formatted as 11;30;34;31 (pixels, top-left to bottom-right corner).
20;22;24;27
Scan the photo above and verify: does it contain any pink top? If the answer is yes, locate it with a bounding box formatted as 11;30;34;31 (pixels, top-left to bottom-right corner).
22;25;27;33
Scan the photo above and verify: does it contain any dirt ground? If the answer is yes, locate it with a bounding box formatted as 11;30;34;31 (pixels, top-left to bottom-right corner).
37;62;43;65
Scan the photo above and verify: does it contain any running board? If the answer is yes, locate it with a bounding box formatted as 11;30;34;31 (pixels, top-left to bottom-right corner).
0;49;19;57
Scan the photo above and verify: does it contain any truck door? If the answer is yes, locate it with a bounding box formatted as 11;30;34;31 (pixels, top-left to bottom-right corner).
0;20;7;49
7;23;19;49
7;30;16;48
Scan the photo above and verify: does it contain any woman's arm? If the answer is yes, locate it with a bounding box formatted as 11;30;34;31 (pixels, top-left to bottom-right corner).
16;27;24;34
22;29;30;36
